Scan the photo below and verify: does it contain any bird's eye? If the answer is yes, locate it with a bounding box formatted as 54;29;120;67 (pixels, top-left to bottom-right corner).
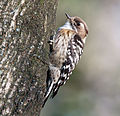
77;22;81;26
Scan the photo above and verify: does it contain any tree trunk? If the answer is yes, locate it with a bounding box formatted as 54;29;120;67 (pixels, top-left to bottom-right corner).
0;0;58;115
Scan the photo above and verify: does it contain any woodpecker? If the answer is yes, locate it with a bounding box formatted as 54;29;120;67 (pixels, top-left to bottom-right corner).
43;13;88;107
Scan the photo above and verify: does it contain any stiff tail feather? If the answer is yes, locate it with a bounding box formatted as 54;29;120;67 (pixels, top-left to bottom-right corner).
51;84;60;98
42;82;54;107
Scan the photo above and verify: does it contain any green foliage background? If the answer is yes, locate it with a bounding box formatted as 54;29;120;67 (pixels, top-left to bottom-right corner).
42;0;120;116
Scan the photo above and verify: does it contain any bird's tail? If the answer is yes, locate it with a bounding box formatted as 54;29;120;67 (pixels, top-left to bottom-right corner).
42;66;61;107
42;82;54;107
51;83;60;98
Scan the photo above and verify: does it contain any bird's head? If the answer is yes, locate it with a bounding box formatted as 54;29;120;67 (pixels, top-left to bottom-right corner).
65;13;88;39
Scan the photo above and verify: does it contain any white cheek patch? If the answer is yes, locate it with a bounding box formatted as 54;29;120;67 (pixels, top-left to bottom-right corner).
80;23;84;29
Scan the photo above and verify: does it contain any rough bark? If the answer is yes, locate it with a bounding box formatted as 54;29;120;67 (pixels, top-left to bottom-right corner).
0;0;58;115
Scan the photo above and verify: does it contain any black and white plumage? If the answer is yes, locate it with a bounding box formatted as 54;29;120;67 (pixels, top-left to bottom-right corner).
43;13;88;107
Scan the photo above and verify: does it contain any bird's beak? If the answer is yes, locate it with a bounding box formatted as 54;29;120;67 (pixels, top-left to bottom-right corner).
65;13;71;20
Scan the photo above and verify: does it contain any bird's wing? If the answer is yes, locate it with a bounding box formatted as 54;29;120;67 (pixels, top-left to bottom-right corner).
46;29;75;99
50;29;75;67
52;34;84;98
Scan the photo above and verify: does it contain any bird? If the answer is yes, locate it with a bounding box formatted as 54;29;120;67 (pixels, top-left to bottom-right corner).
42;13;88;107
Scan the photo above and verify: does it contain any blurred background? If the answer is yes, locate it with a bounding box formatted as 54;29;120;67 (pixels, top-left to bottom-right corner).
41;0;120;116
